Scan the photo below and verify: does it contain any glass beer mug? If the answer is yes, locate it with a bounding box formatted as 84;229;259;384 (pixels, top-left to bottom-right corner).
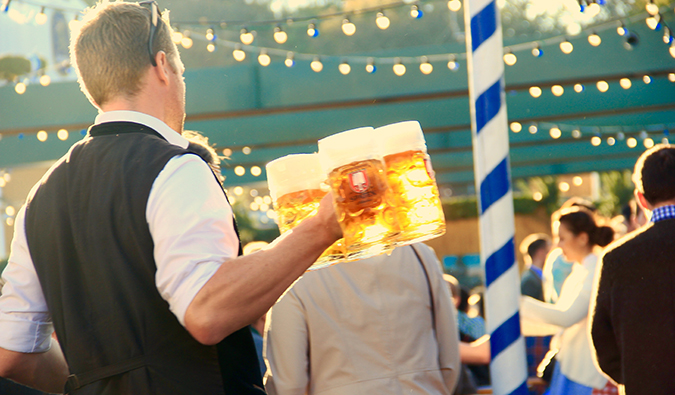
375;120;446;245
266;153;345;270
318;127;401;260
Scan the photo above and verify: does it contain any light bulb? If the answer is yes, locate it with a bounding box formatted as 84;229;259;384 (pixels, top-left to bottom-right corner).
35;7;46;25
205;28;215;41
420;59;433;75
646;15;661;30
551;85;564;96
643;75;652;84
258;51;271;67
597;80;609;92
529;86;542;98
251;166;262;177
342;18;356;36
503;51;517;66
646;1;659;15
393;60;406;76
670;41;675;58
339;61;351;75
366;58;376;74
447;0;461;12
240;28;254;45
627;137;638;148
207;42;215;52
307;22;319;37
39;74;51;86
410;5;423;19
644;138;655;148
572;129;582;138
591;136;602;146
68;15;81;31
375;12;390;30
510;122;522;133
274;26;288;44
233;46;246;62
663;27;672;43
669;73;675;82
37;130;48;142
574;83;584;93
447;56;459;71
285;52;295;67
181;34;193;49
15;81;26;94
311;57;323;72
172;29;183;44
560;40;574;54
550;127;561;139
617;23;626;36
529;125;538;134
234;166;245;176
619;78;631;89
588;32;601;46
607;137;616;146
532;46;543;57
57;129;69;140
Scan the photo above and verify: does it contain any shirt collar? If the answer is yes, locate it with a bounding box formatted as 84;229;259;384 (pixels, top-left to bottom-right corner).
94;111;189;149
650;205;675;223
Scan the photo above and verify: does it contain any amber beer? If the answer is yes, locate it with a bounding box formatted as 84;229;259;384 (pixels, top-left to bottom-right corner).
266;154;344;270
319;127;401;260
376;121;445;245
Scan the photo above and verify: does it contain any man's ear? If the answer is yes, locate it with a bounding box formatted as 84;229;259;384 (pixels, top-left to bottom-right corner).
152;51;171;86
635;190;652;212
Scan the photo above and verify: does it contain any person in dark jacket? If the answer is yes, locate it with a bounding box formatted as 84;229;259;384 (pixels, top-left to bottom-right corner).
591;143;675;395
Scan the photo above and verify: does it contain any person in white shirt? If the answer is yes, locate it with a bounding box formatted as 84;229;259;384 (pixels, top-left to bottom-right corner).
0;2;341;394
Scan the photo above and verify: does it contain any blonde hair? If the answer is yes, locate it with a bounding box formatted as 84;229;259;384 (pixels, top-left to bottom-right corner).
70;1;178;107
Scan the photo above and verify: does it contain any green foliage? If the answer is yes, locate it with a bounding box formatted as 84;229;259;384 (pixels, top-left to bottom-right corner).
231;200;280;246
595;170;635;218
0;56;31;81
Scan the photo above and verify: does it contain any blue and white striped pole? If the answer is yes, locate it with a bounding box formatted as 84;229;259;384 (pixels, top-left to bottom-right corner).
463;1;528;394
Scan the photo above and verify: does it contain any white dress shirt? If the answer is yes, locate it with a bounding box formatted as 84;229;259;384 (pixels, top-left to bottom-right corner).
0;111;239;353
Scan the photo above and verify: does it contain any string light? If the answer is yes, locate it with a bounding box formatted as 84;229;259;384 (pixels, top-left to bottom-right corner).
670;41;675;58
591;136;602;146
342;17;356;36
531;45;543;57
646;0;659;16
607;137;616;146
560;39;574;54
37;130;47;142
393;58;406;76
549;127;562;139
366;57;376;73
669;73;675;82
242;146;252;155
529;125;538;134
447;0;461;12
588;32;601;46
14;81;26;94
39;74;51;86
1;0;10;13
646;14;661;30
663;27;672;44
339;61;351;75
410;4;423;19
232;45;246;61
644;138;655;148
310;56;323;72
551;85;564;96
627;137;638;148
307;22;319;38
234;166;245;176
597;80;609;92
447;55;459;71
251;166;262;177
172;28;183;44
510;122;522;133
419;56;433;74
614;78;631;90
529;86;542;98
503;50;517;66
643;75;652;84
285;52;295;67
35;6;46;25
574;83;584;93
273;25;288;44
206;42;216;52
240;28;254;45
180;31;193;49
205;28;215;41
57;129;69;140
375;11;390;30
68;14;81;31
258;50;271;66
572;129;582;138
617;22;627;36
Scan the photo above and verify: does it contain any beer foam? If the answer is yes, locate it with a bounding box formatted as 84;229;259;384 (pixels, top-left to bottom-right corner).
318;126;378;173
266;153;325;200
375;120;427;156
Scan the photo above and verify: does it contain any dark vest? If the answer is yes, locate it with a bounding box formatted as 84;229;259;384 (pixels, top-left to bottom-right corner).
24;122;265;395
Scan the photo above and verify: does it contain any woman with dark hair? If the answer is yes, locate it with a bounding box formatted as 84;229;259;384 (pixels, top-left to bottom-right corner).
520;206;617;395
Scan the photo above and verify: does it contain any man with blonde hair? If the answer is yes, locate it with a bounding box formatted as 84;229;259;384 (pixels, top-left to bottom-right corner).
0;2;341;394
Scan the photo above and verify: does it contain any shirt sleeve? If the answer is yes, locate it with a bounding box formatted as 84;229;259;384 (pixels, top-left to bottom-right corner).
147;154;239;327
520;263;592;328
0;206;54;353
263;289;310;395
